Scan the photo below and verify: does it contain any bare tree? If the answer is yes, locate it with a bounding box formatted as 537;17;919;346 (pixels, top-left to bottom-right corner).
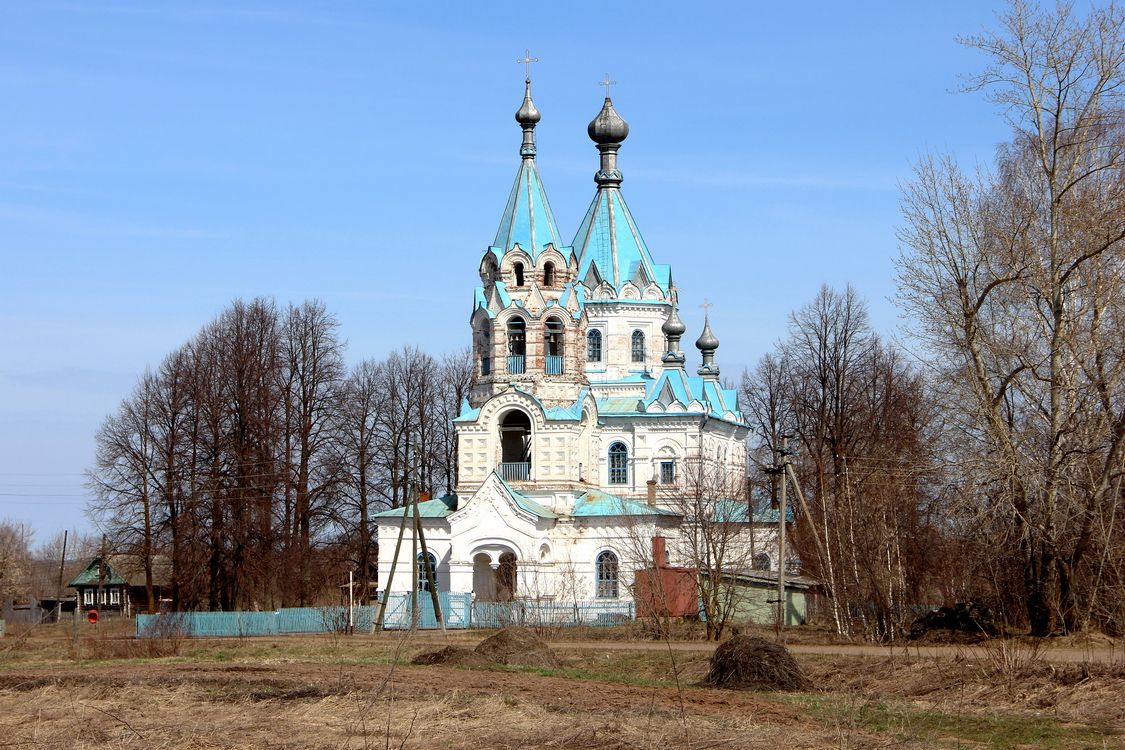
897;1;1125;634
0;521;32;605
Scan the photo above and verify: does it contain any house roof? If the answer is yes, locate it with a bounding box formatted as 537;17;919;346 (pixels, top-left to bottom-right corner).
67;557;127;587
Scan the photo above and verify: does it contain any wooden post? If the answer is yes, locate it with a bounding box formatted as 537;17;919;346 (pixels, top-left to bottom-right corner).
776;436;788;635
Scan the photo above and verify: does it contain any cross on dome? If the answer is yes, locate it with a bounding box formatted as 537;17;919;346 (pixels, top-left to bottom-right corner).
517;49;539;80
599;74;616;97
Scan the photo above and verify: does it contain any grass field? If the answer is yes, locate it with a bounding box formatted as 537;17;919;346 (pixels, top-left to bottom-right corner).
1;619;1122;749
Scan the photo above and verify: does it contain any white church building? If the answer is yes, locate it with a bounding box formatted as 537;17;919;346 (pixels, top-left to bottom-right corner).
375;76;775;612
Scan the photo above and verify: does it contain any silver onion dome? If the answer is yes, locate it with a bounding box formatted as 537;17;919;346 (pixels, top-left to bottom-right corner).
587;97;629;144
515;78;541;125
695;315;719;352
662;306;687;337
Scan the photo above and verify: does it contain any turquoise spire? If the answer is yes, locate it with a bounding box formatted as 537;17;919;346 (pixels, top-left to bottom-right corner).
490;78;565;261
572;95;670;294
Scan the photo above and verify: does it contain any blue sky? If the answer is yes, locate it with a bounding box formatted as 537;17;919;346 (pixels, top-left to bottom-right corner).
1;1;1016;544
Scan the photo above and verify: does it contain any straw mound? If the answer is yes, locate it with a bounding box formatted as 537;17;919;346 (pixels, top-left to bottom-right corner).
473;627;561;668
702;635;808;691
410;645;490;667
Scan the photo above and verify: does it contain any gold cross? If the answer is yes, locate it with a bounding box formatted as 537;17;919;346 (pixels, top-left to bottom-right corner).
700;298;713;313
517;49;539;79
599;74;616;97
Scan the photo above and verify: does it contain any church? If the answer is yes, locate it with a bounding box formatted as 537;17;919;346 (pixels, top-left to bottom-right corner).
375;74;772;613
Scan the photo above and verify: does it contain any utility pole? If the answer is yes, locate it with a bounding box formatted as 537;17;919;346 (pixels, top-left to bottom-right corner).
776;436;789;636
55;530;68;623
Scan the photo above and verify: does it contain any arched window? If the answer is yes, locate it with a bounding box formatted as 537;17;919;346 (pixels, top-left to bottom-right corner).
482;256;498;284
417;551;438;592
586;329;602;362
631;330;645;362
544;318;564;375
478;327;491;376
507;318;526;373
543;262;555;287
596;551;619;599
513;262;525;287
608;442;628;485
752;553;771;571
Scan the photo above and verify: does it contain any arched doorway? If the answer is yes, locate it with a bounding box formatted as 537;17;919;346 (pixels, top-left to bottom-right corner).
500;410;531;481
471;549;519;602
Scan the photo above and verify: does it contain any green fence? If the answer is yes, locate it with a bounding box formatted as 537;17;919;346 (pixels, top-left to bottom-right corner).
136;593;633;637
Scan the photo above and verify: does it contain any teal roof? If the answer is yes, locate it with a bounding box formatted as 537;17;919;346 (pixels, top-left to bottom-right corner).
496;475;558;518
572;489;678;517
621;368;748;425
705;497;794;524
68;558;127;587
573;187;671;294
454;388;587;424
372;494;458;519
492;156;566;261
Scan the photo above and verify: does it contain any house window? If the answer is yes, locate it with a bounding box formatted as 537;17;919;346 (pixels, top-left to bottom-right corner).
631;330;645;362
543;262;555;287
417;552;438;593
596;551;619;599
660;460;676;485
513;262;525;287
608;442;628;485
110;589;120;605
586;329;602;362
83;589;94;606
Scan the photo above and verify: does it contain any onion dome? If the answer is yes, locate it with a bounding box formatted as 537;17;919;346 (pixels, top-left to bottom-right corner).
515;78;541;125
661;305;687;367
587;97;629;144
696;314;720;377
662;306;686;337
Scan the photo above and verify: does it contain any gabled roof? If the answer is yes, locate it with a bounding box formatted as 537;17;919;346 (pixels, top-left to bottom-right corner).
496;475;558;519
68;557;127;587
491;156;567;261
572;187;671;295
372;494;459;519
572;489;678;517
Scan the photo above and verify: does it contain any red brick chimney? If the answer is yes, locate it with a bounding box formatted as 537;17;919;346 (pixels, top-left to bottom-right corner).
652;536;667;569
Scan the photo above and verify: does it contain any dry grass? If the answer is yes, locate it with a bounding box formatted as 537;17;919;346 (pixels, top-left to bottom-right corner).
2;621;1123;748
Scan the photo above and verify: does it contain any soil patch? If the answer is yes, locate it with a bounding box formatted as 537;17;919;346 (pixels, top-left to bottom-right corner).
703;635;808;691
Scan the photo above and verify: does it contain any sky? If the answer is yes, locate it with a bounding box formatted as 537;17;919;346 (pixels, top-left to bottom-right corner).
1;1;1022;545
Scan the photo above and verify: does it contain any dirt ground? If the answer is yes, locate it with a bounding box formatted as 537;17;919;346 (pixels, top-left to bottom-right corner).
1;623;1123;749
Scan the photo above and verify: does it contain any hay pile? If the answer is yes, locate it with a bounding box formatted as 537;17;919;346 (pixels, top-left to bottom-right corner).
412;627;561;669
473;627;561;668
410;645;490;666
702;635;808;691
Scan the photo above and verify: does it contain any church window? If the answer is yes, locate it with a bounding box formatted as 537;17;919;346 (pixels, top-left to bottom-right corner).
479;328;491;376
660;460;676;485
608;442;628;485
596;551;619;599
586;329;602;362
417;551;438;592
513;262;525;287
753;553;771;571
631;330;645;362
507;318;526;374
545;318;564;374
543;262;556;287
